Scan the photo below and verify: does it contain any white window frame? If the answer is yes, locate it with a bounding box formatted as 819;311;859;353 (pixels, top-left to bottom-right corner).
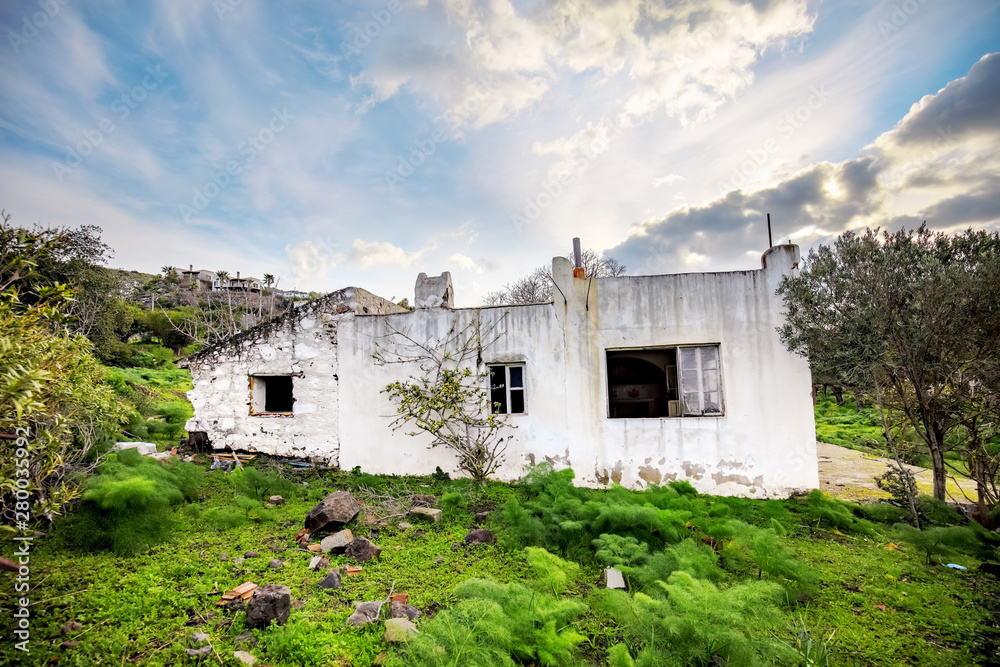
488;363;526;415
677;345;724;416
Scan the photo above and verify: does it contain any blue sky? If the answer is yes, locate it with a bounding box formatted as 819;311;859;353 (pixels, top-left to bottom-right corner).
1;0;998;304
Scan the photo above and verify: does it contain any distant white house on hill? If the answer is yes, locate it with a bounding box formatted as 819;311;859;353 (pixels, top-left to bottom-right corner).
179;245;818;497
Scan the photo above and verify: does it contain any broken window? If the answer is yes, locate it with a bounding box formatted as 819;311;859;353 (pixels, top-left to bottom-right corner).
606;346;723;418
489;364;525;414
250;375;294;415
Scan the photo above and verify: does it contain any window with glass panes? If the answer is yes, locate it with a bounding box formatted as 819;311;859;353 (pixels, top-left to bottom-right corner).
489;364;525;414
606;345;723;418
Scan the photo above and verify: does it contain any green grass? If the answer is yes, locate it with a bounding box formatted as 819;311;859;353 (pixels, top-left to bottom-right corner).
3;464;997;667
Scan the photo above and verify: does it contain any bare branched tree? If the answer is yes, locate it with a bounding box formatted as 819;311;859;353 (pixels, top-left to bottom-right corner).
483;248;627;306
372;313;514;483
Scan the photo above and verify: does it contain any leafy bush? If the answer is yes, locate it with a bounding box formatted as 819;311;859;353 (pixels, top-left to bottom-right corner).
65;449;203;555
894;524;976;564
592;571;795;667
390;550;587;667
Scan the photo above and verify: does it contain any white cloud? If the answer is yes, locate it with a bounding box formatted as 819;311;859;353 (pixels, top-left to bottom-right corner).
652;173;685;188
349;239;423;268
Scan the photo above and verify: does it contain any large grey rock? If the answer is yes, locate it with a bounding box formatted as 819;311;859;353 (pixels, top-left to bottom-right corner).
233;651;257;666
388;601;422;621
191;633;210;647
409;507;442;523
410;494;437;507
185;646;211;658
318;571;342;590
245;584;291;629
320;529;354;554
305;491;361;532
383;618;418;642
345;600;385;627
346;537;382;562
463;529;495;546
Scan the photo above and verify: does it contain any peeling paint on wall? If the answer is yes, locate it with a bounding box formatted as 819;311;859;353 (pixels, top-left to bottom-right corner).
683;461;706;480
543;448;572;468
711;471;764;487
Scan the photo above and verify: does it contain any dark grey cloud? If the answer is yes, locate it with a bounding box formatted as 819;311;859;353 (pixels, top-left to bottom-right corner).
919;177;1000;225
887;52;1000;147
610;157;883;275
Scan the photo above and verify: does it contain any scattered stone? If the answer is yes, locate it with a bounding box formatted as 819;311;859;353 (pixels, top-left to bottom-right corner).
291;599;305;610
383;618;418;642
475;511;489;523
269;495;285;505
463;529;495;546
33;531;46;539
410;494;437;507
397;521;411;530
233;650;257;666
318;571;342;590
307;544;322;552
346;565;363;575
271;545;286;553
388;600;422;622
309;555;330;570
234;631;256;646
60;641;82;649
267;559;284;569
305;491;361;533
435;557;444;564
346;600;386;627
185;646;212;658
321;529;354;554
114;441;157;456
191;632;210;647
220;552;228;561
409;507;442;523
980;561;1000;577
244;551;259;559
245;584;292;629
346;537;382;562
62;621;82;634
412;530;426;538
233;558;245;566
605;567;626;590
390;592;409;604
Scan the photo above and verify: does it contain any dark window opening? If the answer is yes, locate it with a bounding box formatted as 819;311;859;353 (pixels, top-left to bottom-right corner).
607;346;722;419
489;364;525;414
250;375;294;415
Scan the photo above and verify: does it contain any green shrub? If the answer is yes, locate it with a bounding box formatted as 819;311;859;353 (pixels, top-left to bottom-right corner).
65;449;203;556
390;547;587;667
857;502;910;524
592;571;795;667
894;524;976;564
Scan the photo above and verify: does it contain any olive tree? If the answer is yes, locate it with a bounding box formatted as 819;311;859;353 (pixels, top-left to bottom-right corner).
777;226;1000;507
373;313;513;483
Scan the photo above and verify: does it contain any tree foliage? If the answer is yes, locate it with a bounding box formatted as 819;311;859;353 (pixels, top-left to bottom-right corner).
778;226;1000;508
374;315;513;483
0;212;127;525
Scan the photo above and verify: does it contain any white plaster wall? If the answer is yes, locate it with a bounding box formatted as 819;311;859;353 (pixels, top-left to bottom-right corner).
182;287;405;462
337;245;817;496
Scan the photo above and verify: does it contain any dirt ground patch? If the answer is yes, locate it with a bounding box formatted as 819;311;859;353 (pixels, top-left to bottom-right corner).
816;441;977;504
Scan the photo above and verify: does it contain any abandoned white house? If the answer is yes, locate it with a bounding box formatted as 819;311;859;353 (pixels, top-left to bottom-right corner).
180;245;818;496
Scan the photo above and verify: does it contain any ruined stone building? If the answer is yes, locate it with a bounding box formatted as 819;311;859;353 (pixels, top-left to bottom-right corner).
180;245;818;496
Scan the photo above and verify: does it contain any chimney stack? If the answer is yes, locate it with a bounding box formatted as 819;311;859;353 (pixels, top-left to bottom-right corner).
572;237;585;279
236;271;240;279
189;264;193;271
